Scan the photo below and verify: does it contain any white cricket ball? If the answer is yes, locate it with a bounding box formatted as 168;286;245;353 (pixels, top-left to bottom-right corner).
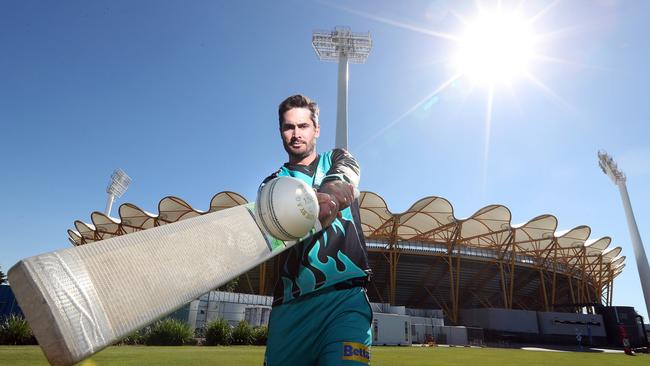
255;177;318;240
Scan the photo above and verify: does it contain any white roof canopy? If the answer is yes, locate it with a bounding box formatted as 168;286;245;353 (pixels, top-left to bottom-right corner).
68;190;625;283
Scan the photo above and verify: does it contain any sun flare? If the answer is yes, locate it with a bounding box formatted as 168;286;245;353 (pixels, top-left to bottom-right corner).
454;11;536;86
349;0;572;184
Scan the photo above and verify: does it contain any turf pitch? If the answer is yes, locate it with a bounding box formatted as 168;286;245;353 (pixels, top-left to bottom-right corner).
0;345;647;366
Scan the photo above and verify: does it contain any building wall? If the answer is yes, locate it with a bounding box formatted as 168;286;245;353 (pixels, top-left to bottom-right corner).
181;291;273;331
537;312;605;337
169;292;621;348
0;285;23;319
372;313;411;345
410;316;444;343
459;308;539;334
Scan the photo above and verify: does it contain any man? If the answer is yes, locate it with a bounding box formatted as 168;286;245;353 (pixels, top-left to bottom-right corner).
262;94;372;366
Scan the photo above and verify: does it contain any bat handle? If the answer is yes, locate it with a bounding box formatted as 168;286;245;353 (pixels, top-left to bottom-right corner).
311;188;360;232
313;220;323;233
312;187;361;201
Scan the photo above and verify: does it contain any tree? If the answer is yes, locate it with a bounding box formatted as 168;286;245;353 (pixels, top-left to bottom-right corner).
217;276;239;292
0;266;6;285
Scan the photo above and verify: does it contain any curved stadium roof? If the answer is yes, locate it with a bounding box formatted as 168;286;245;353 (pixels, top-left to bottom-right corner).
68;191;624;322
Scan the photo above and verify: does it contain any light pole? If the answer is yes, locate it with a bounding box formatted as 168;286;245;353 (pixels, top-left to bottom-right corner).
105;168;131;216
312;27;372;150
598;150;650;318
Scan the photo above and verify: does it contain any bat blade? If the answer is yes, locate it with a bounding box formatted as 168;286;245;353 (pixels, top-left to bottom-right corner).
8;204;288;366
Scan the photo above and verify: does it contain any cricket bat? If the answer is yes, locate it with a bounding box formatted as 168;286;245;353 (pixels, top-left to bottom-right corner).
8;177;320;366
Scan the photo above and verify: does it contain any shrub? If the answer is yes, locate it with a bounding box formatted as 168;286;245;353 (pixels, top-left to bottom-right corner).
0;314;36;345
231;320;254;345
144;318;193;346
194;326;205;339
218;276;240;292
0;266;6;285
251;325;268;345
118;328;147;345
204;318;231;346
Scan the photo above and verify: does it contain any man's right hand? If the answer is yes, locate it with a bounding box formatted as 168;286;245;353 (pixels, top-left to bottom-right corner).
316;192;339;229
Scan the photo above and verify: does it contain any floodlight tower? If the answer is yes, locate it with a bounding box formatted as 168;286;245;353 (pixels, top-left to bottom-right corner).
598;150;650;318
312;27;372;150
105;168;131;216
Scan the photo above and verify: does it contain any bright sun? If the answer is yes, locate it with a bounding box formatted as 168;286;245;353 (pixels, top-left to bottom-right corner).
346;1;567;199
454;11;536;86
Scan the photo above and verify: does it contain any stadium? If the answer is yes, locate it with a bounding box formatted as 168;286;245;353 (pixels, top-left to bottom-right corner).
6;22;645;357
49;21;646;348
3;4;650;365
63;189;631;343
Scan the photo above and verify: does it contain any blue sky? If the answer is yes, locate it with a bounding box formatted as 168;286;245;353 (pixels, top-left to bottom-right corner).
1;0;649;320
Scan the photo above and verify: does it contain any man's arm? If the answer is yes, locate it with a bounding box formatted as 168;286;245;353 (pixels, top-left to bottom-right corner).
317;149;360;228
321;148;360;188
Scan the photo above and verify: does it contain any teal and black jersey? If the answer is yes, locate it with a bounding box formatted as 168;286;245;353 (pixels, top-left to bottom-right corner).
262;149;370;306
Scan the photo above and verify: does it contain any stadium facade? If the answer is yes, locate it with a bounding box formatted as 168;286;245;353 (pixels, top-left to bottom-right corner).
67;190;625;325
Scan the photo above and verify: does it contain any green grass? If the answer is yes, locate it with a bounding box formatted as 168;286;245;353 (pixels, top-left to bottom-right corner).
0;345;647;365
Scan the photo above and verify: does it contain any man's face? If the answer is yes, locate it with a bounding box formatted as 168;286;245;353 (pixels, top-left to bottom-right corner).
280;107;320;162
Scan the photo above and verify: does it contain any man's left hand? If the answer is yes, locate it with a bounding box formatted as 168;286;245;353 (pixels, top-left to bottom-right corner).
316;192;339;229
319;180;355;212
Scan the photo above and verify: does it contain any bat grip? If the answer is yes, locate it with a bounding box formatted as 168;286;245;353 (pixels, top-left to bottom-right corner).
311;187;360;233
313;186;361;202
313;220;323;233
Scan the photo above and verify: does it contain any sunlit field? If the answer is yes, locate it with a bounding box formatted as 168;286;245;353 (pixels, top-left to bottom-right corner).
0;345;647;366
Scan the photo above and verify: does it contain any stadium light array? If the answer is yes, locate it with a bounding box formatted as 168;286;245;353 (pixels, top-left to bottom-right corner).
312;27;372;150
105;168;131;216
598;150;650;319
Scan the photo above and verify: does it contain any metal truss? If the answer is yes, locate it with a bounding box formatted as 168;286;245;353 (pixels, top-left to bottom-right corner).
69;190;624;324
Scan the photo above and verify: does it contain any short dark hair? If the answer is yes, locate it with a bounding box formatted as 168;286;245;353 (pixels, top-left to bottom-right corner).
278;94;319;127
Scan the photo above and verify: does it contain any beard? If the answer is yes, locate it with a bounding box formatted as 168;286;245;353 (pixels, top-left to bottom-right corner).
283;137;317;163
